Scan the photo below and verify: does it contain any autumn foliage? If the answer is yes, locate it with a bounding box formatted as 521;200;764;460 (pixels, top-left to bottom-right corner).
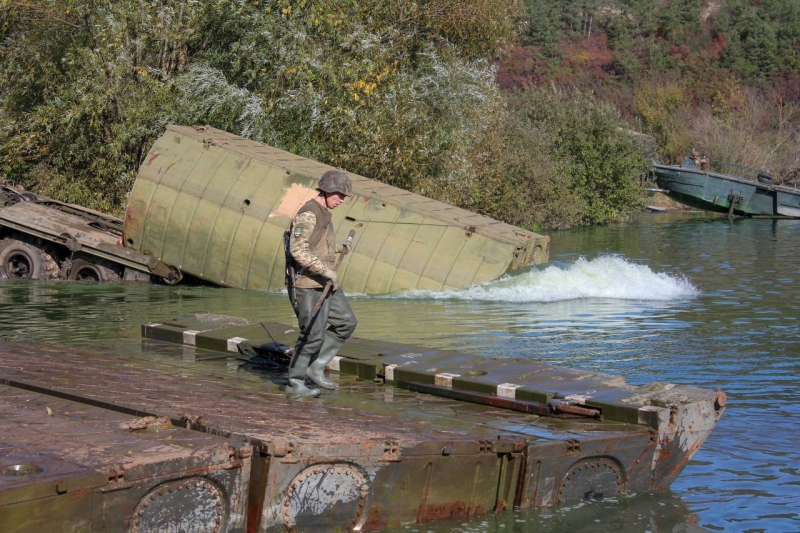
1;0;798;230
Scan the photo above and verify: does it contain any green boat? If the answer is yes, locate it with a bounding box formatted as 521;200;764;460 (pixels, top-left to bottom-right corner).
652;160;800;218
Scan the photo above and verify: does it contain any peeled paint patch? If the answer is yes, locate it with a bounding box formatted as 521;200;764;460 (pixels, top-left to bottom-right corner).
677;402;717;456
269;183;318;219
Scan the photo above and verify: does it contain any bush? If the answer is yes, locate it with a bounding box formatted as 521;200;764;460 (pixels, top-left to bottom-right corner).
0;0;519;216
510;87;649;227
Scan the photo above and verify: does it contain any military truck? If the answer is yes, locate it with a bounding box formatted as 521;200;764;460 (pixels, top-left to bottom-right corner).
2;124;550;293
0;181;180;283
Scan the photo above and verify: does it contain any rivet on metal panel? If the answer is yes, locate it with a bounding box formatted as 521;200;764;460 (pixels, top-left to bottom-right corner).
441;445;452;456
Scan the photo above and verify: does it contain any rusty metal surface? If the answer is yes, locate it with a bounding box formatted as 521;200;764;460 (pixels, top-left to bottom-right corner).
0;384;250;532
0;337;724;531
0;342;638;446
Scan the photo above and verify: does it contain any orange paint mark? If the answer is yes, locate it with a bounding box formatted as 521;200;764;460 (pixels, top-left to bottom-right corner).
269;183;317;219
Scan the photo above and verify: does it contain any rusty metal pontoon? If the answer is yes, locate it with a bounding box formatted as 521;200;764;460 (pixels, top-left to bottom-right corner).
0;313;724;531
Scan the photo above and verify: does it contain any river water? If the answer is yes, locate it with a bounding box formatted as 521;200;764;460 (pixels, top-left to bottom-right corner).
1;212;798;533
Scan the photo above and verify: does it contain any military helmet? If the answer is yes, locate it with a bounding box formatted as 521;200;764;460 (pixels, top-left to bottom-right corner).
318;170;353;197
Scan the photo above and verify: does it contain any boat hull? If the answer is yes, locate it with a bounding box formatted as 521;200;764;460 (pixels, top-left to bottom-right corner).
653;164;800;218
777;189;800;217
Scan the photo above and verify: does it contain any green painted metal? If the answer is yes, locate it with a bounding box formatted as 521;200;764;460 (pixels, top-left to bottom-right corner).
124;125;550;294
653;163;800;218
142;314;725;434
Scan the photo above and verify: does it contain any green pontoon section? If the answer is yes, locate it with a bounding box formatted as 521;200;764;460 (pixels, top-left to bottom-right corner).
143;313;725;493
124;125;550;294
142;315;722;429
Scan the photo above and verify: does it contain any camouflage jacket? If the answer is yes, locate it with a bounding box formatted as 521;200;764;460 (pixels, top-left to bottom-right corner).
289;198;336;289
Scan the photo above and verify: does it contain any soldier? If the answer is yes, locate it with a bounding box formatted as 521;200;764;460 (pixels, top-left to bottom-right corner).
700;153;710;171
691;148;701;168
285;170;357;397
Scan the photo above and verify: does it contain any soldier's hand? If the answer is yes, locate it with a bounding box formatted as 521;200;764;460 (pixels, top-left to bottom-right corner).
324;269;338;284
339;241;353;253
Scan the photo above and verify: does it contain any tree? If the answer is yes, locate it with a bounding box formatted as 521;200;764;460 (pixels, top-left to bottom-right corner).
0;0;521;215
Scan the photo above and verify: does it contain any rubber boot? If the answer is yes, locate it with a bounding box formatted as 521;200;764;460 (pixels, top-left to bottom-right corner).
286;351;321;397
306;335;344;390
285;378;321;398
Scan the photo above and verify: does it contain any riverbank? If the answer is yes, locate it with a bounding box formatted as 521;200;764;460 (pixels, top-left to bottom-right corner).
643;191;696;212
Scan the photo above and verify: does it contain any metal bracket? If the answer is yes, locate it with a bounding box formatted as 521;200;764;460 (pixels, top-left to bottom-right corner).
271;441;296;461
382;440;400;462
566;439;581;453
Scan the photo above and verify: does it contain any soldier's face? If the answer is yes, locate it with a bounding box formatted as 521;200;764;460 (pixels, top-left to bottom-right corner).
325;192;346;209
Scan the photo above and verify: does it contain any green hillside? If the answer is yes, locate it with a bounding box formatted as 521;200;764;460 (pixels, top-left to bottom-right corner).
1;0;797;229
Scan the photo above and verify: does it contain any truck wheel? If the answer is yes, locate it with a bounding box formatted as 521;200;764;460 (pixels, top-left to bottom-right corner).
67;259;121;282
0;239;58;280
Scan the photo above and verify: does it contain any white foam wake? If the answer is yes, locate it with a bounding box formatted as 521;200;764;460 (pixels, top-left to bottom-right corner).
395;255;698;302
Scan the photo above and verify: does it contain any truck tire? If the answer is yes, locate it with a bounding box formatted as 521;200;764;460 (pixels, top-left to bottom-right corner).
0;239;59;280
67;258;121;282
